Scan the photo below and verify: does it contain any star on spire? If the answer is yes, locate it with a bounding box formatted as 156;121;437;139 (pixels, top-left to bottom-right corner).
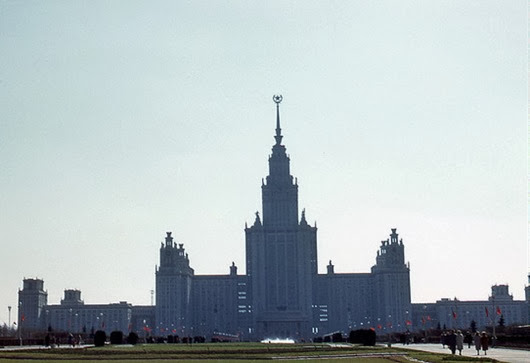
273;95;283;145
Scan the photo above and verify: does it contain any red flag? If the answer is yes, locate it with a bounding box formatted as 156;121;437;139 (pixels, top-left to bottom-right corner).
172;329;177;333
405;320;412;326
142;326;151;332
21;315;26;322
496;306;502;315
485;307;489;317
377;324;382;330
426;315;431;321
452;310;457;319
421;317;426;325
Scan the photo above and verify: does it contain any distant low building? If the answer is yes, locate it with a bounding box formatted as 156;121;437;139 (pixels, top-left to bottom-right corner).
412;284;529;331
42;289;132;334
17;281;154;337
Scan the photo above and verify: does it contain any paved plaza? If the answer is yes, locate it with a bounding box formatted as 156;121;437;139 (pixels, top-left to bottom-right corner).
402;343;529;363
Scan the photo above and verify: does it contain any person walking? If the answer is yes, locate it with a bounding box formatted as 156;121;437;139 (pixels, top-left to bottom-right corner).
473;332;481;355
456;330;464;355
464;331;472;348
446;330;457;355
480;332;489;356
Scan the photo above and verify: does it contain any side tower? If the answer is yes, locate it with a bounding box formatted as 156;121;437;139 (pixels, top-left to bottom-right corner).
245;96;317;340
371;229;411;331
18;278;48;333
155;232;194;335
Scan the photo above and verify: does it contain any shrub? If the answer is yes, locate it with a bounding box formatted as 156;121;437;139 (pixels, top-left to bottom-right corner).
109;331;123;345
94;330;107;347
127;332;139;345
348;329;376;346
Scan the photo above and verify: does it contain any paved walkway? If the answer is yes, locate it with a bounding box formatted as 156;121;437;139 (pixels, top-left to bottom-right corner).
401;343;529;363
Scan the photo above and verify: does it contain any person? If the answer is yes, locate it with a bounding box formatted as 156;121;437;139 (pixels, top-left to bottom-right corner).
446;330;457;355
473;332;481;355
455;330;464;355
440;332;446;348
464;331;472;348
480;332;489;355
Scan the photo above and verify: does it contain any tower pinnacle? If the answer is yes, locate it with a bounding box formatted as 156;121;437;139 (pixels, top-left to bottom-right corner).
273;95;283;145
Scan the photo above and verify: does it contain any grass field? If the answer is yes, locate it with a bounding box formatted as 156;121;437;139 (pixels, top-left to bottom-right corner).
0;343;503;362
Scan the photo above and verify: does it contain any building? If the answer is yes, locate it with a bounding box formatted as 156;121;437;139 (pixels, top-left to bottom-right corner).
154;96;412;340
19;97;526;340
411;284;530;332
18;278;48;332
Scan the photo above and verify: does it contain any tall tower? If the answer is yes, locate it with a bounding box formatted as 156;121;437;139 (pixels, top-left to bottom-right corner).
245;95;317;340
155;232;194;335
371;229;411;331
18;278;48;332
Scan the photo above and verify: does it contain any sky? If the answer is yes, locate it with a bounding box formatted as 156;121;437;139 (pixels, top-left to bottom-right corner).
0;1;527;326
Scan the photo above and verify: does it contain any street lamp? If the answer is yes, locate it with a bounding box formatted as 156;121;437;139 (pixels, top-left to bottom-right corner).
387;315;392;346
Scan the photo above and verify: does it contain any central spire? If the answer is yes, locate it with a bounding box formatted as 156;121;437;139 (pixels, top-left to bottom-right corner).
273;95;283;145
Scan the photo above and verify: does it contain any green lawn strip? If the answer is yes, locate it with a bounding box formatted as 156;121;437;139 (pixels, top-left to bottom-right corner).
0;344;389;357
0;344;407;361
0;350;380;360
0;357;410;363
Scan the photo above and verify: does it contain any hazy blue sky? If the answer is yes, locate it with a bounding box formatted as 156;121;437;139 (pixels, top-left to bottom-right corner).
0;1;527;325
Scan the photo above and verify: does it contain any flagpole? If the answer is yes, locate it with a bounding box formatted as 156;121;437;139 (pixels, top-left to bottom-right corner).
491;296;496;347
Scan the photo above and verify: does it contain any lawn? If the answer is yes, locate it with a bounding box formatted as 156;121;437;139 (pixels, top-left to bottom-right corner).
0;343;504;362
